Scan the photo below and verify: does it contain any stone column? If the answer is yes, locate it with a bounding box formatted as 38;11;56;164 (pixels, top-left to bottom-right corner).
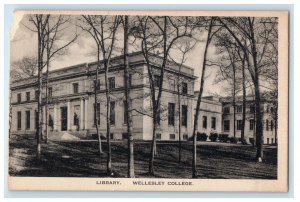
53;104;57;131
84;98;88;130
67;100;71;131
80;98;85;130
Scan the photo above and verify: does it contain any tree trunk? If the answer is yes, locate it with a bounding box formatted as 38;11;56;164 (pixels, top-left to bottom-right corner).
233;64;236;141
248;17;264;162
177;80;182;163
241;58;247;144
45;24;50;143
94;65;103;155
104;61;112;175
192;18;213;178
124;15;135;178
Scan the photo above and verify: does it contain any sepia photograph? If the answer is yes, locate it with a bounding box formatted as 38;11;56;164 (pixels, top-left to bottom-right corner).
7;10;288;191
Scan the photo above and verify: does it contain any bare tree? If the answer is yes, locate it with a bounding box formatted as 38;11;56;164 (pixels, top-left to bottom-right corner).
81;15;120;175
25;14;50;160
217;17;278;162
122;15;135;178
192;17;217;178
10;56;38;81
44;15;78;143
168;39;196;163
132;16;193;175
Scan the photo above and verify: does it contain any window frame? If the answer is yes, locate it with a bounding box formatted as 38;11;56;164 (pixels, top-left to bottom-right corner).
73;83;79;94
25;110;30;129
110;101;115;125
182;82;188;95
168;102;175;126
211;117;216;130
237;120;243;130
26;92;30;101
223;120;230;132
17;111;22;130
108;77;116;90
202;116;207;129
181;105;188;127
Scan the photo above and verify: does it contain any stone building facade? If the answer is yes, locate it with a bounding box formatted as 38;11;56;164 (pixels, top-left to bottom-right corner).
10;52;276;144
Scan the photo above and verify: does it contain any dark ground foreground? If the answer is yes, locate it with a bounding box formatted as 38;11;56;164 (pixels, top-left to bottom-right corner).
9;134;277;179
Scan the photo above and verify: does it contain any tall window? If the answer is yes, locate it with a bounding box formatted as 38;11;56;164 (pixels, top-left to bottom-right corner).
26;110;30;129
154;75;160;87
35;110;38;129
224;120;230;131
94;79;100;91
110;101;115;125
94;103;100;125
211;117;216;130
109;77;115;89
202;116;207;129
26;92;30;101
182;82;188;95
123;100;128;124
236;105;242;113
266;119;269;131
73;83;79;94
48;87;53;98
17;111;21;130
250;119;255;130
250;104;255;113
35;90;38;100
182;105;188;127
124;74;132;88
168;103;175;126
271;120;274;131
156;133;161;140
169;79;175;91
237;120;243;130
223;106;230;113
17;93;21;103
73;112;79;126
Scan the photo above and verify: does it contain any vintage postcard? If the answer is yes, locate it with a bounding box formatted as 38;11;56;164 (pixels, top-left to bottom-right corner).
8;10;288;192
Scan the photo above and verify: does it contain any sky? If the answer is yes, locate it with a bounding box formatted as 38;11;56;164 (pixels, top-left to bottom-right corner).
10;14;227;97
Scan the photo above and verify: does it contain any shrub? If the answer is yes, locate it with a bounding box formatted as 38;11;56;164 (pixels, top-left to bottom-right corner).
229;137;237;143
219;134;229;142
209;132;218;142
197;132;208;141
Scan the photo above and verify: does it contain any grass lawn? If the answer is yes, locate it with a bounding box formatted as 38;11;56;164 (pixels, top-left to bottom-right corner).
9;134;277;179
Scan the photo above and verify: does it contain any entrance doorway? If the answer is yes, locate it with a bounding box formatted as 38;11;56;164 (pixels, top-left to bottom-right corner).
61;107;68;131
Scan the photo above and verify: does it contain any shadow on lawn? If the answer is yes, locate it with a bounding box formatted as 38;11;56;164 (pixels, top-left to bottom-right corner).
9;135;277;179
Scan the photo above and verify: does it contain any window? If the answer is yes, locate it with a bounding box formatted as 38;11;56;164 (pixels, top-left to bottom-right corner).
93;103;100;125
211;117;216;130
156;133;161;140
237;120;243;130
182;105;188;127
223;106;230;113
94;79;100;91
48;114;54;128
17;111;21;130
271;138;274;144
109;77;115;89
48;87;53;98
73;112;79;126
73;83;79;94
110;101;115;125
35;90;38;100
26;92;30;101
202;116;207;129
250;104;255;113
17;93;21;103
271;120;274;131
168;103;175;126
169;134;175;140
266;105;270;113
183;134;188;140
224;120;230;131
266;119;269;131
250;119;255;130
182;82;188;95
26;111;30;129
123;101;128;124
124;74;132;88
110;133;114;139
154;75;160;87
35;110;38;129
267;138;270;144
169;79;175;91
236;105;242;113
122;133;128;140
